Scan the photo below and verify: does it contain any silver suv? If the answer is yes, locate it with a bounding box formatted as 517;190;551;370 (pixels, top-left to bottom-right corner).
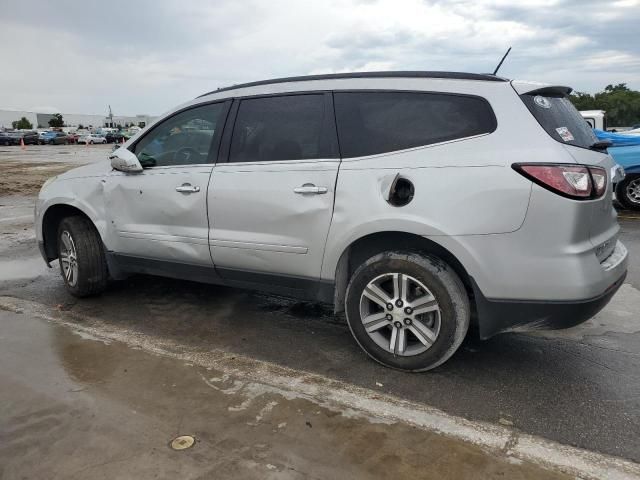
35;71;629;371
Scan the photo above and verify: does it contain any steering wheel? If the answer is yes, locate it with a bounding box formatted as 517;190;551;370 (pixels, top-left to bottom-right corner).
173;147;200;165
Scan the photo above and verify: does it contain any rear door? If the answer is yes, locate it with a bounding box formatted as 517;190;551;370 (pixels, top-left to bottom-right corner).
208;93;340;280
105;101;230;266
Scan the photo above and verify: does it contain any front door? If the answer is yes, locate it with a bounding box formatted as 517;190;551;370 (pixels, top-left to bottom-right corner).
209;93;340;280
105;101;229;266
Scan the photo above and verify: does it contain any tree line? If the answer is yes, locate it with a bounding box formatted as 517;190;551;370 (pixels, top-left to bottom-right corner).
570;84;640;128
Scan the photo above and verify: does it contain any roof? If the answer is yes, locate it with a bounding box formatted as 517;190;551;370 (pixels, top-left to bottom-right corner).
198;71;508;98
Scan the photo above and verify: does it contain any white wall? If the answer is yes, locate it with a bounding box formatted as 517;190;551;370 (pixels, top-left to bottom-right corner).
0;110;38;129
0;109;156;129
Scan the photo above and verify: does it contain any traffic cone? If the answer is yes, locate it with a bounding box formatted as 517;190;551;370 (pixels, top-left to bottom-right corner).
20;137;25;150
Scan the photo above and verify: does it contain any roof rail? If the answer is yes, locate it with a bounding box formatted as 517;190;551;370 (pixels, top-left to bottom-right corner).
198;71;508;98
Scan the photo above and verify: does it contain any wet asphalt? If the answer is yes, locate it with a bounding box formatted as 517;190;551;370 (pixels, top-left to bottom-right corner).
0;308;573;480
1;145;640;467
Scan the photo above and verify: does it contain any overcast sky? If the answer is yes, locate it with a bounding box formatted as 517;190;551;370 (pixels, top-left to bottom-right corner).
0;0;638;117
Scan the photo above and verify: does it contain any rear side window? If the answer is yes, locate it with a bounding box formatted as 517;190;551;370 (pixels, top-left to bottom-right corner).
334;91;496;158
229;94;330;162
519;93;597;149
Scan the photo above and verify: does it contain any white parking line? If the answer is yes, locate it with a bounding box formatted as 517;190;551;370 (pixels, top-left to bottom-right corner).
1;295;639;480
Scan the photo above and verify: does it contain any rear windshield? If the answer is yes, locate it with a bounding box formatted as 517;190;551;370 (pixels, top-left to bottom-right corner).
520;93;597;149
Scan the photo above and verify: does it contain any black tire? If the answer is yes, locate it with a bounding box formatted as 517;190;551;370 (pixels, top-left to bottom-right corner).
616;174;640;211
345;251;470;372
57;216;108;297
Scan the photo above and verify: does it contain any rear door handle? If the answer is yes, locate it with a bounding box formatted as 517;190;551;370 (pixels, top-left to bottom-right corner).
294;184;328;195
176;183;200;193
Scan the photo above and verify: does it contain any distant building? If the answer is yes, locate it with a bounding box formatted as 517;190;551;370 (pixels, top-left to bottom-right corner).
0;109;156;129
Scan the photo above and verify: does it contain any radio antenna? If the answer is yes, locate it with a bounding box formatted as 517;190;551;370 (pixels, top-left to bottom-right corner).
492;47;512;76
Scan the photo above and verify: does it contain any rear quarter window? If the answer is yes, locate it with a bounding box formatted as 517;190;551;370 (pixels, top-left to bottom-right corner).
519;93;597;149
333;91;497;158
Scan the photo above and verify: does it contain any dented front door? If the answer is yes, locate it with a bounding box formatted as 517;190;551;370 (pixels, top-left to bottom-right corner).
104;101;228;266
105;166;213;266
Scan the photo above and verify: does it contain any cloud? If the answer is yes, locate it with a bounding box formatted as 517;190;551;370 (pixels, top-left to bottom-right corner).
0;0;638;115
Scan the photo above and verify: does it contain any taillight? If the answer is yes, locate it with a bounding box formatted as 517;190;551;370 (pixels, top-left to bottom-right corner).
589;166;607;197
512;163;607;200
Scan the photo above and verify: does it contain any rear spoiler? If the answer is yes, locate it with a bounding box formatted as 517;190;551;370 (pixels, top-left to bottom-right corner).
511;80;572;96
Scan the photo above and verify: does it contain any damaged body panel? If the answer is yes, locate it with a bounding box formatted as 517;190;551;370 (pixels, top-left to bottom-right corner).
104;166;214;266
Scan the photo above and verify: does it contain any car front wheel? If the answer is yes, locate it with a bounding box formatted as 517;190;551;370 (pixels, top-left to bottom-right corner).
617;175;640;211
57;216;108;297
345;251;470;372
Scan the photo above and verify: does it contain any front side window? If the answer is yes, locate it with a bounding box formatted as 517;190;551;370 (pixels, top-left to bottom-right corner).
334;91;497;158
229;94;327;162
134;102;225;167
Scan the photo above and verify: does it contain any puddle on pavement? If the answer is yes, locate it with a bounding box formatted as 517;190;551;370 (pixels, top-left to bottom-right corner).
0;257;46;281
0;309;572;480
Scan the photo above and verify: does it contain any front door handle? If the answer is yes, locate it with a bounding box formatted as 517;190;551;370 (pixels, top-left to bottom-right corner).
294;184;328;195
176;183;200;193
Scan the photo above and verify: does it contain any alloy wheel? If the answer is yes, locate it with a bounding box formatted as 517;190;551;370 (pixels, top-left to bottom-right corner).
626;178;640;205
60;230;78;287
359;273;441;356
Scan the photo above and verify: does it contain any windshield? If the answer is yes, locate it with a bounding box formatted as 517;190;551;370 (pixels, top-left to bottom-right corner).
520;93;598;149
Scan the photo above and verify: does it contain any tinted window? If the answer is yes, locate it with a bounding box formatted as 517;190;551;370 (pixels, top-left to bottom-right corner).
134;102;225;167
229;94;327;162
520;93;597;149
334;91;496;158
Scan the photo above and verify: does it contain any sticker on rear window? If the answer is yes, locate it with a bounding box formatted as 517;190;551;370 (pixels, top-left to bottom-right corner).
555;127;574;142
534;95;551;109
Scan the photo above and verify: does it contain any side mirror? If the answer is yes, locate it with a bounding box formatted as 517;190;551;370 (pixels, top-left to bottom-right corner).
109;147;143;173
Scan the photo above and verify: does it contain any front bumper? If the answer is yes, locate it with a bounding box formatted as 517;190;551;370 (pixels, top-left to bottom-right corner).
472;270;627;339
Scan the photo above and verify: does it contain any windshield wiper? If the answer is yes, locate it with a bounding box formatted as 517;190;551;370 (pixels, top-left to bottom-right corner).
589;140;612;151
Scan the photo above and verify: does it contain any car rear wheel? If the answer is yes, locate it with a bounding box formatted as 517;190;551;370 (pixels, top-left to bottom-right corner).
345;251;470;372
57;216;108;297
616;175;640;211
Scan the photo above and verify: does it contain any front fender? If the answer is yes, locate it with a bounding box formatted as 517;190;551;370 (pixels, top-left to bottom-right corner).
36;177;108;247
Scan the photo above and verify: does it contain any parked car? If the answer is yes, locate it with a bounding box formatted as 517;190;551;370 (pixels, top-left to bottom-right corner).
65;132;80;144
104;131;125;144
3;130;39;145
40;131;68;145
35;71;628;371
594;129;640;210
77;134;106;144
0;131;13;146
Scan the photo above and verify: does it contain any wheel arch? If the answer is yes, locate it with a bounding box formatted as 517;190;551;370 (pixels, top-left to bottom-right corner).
332;231;474;314
41;204;99;261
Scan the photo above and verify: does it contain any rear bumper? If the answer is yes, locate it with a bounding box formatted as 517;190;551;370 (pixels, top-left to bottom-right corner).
472;271;627;339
